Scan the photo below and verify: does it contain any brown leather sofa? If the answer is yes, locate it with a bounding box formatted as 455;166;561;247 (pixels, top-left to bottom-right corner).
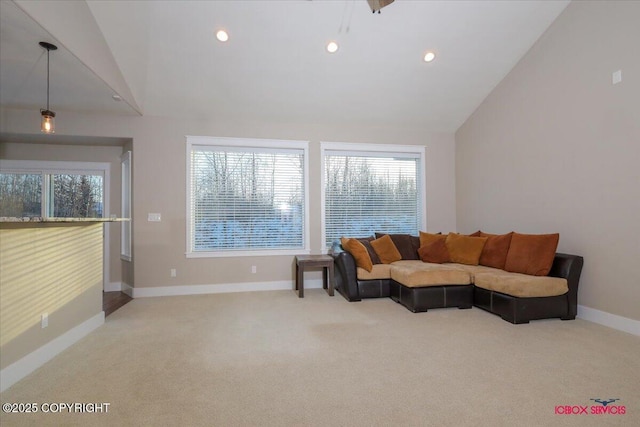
330;241;584;324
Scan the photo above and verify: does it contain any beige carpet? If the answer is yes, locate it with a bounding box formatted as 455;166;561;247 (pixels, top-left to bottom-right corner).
1;289;639;426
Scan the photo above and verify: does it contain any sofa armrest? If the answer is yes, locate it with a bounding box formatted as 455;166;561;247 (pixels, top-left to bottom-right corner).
549;253;584;318
330;244;361;301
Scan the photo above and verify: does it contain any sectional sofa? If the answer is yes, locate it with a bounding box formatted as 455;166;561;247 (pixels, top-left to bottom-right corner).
331;232;584;324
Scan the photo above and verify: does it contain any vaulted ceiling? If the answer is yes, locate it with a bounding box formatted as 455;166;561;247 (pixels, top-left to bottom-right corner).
0;0;570;132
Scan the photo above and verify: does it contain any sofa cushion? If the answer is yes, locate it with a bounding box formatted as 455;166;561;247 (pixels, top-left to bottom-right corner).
471;231;514;270
371;234;402;264
356;264;393;280
418;238;451;264
341;237;373;272
474;271;568;298
445;233;488;265
356;237;382;264
419;231;445;248
454;263;506;281
375;233;419;260
391;263;472;287
504;233;559;276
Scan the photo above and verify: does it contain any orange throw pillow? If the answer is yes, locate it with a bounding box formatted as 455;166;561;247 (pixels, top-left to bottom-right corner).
445;233;488;265
370;234;402;264
419;231;445;247
504;233;559;276
477;231;514;270
341;237;373;272
418;239;451;264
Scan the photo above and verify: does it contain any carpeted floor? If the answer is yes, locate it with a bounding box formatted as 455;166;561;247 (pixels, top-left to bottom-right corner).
1;289;639;426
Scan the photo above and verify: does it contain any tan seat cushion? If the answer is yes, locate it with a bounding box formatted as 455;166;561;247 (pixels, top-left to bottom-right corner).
474;272;568;298
453;264;506;281
356;264;392;280
390;263;471;287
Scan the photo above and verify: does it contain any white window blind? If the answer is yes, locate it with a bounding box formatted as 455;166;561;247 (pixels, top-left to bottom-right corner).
324;148;423;247
188;139;307;255
121;151;132;261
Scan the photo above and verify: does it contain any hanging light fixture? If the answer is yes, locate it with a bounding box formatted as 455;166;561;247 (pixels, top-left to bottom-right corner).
39;41;58;134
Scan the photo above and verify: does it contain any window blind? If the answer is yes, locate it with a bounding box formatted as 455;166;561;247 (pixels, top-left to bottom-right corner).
324;151;420;246
189;145;305;252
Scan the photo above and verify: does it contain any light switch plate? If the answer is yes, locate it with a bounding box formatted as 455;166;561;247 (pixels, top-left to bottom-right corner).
612;70;622;85
148;213;161;222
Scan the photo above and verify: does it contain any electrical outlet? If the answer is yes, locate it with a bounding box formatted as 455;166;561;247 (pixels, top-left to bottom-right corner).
148;213;161;222
251;265;257;274
41;313;48;328
170;268;177;277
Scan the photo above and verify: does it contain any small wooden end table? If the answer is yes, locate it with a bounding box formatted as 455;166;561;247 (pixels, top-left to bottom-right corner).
295;255;335;298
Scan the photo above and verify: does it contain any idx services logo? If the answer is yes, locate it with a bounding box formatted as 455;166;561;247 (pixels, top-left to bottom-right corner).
554;398;626;415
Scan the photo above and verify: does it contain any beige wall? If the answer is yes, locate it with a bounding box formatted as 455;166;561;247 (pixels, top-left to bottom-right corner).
456;1;640;320
1;108;456;289
0;141;126;288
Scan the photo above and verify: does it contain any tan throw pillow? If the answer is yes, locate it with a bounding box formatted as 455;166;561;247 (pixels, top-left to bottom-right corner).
477;231;514;270
341;237;373;272
370;234;402;264
504;233;559;276
445;233;488;265
419;231;445;248
418;239;451;264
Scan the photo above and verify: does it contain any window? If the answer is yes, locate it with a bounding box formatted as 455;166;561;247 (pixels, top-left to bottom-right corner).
0;160;108;219
0;172;42;217
321;142;426;248
186;136;309;257
121;151;132;261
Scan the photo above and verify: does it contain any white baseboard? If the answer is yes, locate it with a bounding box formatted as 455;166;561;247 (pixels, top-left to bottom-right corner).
131;278;324;298
121;282;133;297
0;311;105;392
104;281;122;292
577;305;640;336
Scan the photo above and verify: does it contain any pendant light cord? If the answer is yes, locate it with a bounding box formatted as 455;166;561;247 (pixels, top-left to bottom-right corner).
46;47;50;110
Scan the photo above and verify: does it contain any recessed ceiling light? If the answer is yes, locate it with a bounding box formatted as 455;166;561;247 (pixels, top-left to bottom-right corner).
112;95;122;101
423;51;436;62
326;41;339;53
216;30;229;42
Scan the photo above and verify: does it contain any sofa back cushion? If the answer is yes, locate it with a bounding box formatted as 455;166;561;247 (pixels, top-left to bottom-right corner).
341;237;373;272
470;231;514;270
419;231;444;247
504;233;559;276
445;233;488;265
370;234;402;264
418;238;451;264
375;233;419;260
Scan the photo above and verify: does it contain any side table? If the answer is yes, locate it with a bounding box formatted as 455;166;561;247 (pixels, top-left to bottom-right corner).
295;255;335;298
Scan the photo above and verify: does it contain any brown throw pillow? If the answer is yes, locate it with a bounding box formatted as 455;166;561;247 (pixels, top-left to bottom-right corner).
445;233;488;265
370;234;402;264
477;231;514;270
341;237;374;272
375;233;419;260
356;238;382;264
419;231;445;247
418;239;451;264
504;233;559;276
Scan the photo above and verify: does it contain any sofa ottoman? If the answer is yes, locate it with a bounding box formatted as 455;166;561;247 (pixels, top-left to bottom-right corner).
389;263;473;312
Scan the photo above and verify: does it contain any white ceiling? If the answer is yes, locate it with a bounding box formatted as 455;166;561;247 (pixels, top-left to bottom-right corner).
0;0;570;132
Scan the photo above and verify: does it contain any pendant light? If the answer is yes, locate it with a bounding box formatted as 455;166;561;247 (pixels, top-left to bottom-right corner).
39;41;58;134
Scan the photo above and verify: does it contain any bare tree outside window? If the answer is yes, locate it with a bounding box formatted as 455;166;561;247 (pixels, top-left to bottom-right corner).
52;174;103;218
0;173;42;217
